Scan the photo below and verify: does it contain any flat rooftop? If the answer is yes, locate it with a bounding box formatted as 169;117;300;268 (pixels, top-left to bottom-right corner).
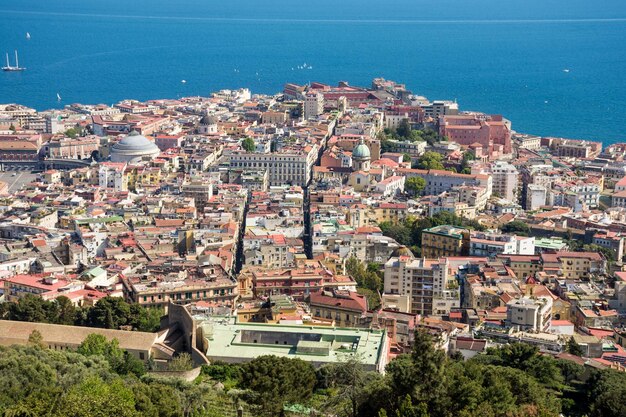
197;316;386;369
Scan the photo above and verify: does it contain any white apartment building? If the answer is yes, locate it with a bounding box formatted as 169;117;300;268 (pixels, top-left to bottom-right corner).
384;256;459;316
98;162;127;191
526;184;547;210
469;231;535;258
506;296;553;332
491;161;519;202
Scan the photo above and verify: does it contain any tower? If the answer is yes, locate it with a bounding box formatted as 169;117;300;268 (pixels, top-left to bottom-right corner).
351;138;371;172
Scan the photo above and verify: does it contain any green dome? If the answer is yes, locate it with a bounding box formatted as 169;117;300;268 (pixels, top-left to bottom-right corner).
352;140;371;159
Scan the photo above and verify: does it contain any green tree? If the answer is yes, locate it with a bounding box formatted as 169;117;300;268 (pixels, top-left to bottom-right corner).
240;355;316;416
587;369;626;417
405;177;426;196
27;330;45;349
415;152;444;170
319;356;378;417
460;150;476;172
378;221;412;246
582;244;615;262
410;329;447;405
242;137;255;152
168;353;194;372
566;336;584;357
394;395;429;417
55;376;140;417
130;382;183;417
5;295;59;323
78;333;145;377
64;127;80;139
501;221;531;235
396;119;413;140
54;296;77;325
86;296;131;329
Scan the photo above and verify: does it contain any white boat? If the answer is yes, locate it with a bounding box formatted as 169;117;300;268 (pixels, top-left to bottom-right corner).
57;93;62;102
26;32;31;40
563;69;570;73
2;50;26;71
181;79;187;84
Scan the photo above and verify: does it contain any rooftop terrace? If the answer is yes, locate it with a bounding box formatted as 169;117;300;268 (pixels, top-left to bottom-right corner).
197;317;387;371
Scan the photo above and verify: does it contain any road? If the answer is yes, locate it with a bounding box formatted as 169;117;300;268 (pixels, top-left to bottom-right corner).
0;171;38;194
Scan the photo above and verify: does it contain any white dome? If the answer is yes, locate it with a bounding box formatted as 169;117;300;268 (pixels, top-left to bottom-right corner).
110;131;160;163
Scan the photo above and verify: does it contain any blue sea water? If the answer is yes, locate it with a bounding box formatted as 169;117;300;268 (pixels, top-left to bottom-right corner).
1;0;625;143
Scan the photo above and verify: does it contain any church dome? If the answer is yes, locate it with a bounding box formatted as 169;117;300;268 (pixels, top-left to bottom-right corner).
110;131;160;163
200;114;217;125
352;140;371;160
390;245;414;259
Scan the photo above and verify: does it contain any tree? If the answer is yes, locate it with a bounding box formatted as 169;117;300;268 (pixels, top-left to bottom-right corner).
319;356;377;417
240;355;316;416
242;137;255;152
586;369;626;417
54;296;77;325
378;221;412;246
131;382;183;417
501;221;530;235
415;152;444;170
168;353;194;372
5;295;58;323
55;376;140;417
582;244;616;262
86;297;131;329
566;336;584;357
410;329;447;405
27;330;45;349
78;333;145;377
405;177;426;196
460;150;476;172
64;127;80;139
396;119;412;140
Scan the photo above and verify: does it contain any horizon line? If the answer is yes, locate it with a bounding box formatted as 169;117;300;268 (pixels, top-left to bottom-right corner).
2;9;626;24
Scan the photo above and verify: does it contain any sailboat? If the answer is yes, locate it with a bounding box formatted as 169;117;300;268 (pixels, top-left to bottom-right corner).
2;50;26;71
26;32;31;40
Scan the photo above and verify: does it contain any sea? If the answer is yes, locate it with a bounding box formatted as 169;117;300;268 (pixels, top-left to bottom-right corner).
1;0;625;144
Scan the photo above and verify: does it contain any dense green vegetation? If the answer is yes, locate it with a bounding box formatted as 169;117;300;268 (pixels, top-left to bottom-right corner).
2;329;626;417
405;176;426;196
414;151;445;170
379;211;486;256
0;295;163;333
0;342;232;417
501;220;531;236
379;121;442;154
346;257;384;309
241;137;255;152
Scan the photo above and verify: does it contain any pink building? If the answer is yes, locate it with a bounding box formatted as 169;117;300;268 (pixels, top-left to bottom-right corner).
439;114;511;156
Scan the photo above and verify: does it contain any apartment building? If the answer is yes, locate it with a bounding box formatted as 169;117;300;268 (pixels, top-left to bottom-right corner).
421;225;470;258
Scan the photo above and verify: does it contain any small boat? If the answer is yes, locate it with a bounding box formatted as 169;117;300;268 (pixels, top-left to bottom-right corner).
2;50;26;71
563;69;570;73
57;93;62;102
26;32;31;40
181;79;187;84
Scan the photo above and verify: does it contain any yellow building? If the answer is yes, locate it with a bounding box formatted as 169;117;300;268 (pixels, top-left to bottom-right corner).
421;225;469;258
